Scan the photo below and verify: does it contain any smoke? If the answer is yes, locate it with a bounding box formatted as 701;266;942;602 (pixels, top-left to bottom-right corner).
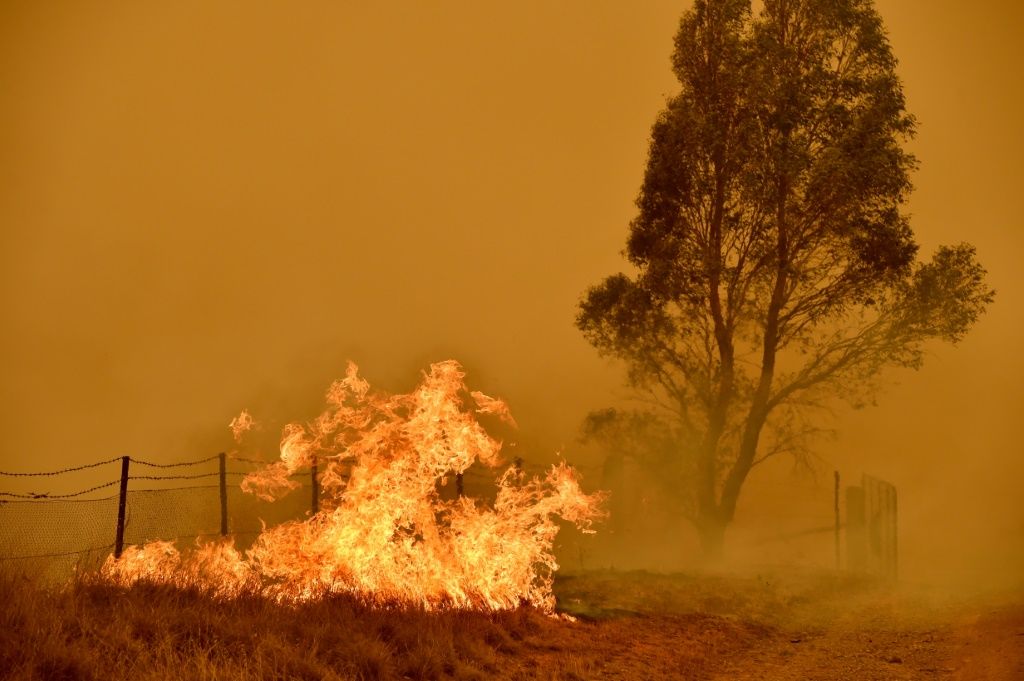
0;0;1021;593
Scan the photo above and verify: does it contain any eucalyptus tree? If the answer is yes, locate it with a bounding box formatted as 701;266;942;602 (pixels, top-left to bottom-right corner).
577;0;993;555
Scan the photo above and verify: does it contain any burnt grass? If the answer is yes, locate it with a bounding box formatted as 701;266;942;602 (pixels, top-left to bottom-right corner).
0;568;892;681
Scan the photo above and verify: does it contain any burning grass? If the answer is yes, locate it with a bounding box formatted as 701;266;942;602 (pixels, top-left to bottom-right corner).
0;570;766;681
102;361;603;611
7;565;1016;680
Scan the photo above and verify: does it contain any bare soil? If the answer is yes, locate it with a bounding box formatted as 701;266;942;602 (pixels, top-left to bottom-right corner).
556;570;1024;680
707;590;1024;680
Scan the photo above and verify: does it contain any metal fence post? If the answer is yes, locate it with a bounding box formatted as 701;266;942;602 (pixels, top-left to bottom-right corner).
311;456;319;514
114;456;130;558
891;485;899;580
219;452;228;536
845;485;866;571
834;470;840;569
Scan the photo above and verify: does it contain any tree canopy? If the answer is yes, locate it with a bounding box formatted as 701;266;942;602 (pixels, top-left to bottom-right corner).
577;0;993;554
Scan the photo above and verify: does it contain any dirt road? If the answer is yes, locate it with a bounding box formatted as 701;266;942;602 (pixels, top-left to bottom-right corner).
709;595;1024;680
555;570;1024;680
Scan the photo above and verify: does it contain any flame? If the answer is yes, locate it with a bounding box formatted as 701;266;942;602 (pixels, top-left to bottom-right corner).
229;409;254;443
102;361;604;612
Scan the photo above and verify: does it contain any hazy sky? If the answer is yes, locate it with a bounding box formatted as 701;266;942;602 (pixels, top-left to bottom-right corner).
2;1;1021;582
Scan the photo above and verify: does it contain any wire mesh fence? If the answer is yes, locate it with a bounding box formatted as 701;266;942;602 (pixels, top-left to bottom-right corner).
0;453;598;576
0;453;509;576
2;452;886;580
0;494;119;579
0;454;320;579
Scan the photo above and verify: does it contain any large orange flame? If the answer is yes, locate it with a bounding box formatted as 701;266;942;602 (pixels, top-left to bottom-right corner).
102;361;604;612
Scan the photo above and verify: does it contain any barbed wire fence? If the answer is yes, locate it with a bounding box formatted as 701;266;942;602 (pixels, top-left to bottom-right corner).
0;453;600;579
2;453;886;579
0;453;319;579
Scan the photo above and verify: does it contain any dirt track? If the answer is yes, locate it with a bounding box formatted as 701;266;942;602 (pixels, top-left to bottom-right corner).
555;571;1024;680
709;595;1024;680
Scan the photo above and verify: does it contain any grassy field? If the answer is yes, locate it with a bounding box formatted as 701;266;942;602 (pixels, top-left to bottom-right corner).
2;567;1021;680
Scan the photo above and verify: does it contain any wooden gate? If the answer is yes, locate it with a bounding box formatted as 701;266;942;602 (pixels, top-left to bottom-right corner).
845;474;898;578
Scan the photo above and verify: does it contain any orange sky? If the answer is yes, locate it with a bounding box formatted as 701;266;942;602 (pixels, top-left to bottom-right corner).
2;1;1021;583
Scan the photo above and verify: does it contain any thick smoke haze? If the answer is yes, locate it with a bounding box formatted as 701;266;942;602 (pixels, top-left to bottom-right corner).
2;1;1021;588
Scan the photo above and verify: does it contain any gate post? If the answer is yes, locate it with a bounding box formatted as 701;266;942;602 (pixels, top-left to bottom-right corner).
845;485;866;571
834;470;840;569
889;484;899;579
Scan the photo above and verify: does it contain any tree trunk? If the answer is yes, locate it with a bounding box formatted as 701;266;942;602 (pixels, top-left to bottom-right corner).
697;513;728;561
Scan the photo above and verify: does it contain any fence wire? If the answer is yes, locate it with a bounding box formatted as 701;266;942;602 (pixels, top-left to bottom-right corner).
0;493;120;579
0;452;325;579
129;455;221;468
0;454;535;569
0;480;122;499
2;452;847;579
0;457;122;477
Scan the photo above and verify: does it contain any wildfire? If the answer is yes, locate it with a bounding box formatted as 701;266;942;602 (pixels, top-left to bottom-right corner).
102;361;604;612
228;409;254;443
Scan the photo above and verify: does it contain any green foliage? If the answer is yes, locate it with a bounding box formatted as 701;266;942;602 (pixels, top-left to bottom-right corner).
577;0;993;550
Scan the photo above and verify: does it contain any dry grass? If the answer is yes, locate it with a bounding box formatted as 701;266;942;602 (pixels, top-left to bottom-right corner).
0;567;782;681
